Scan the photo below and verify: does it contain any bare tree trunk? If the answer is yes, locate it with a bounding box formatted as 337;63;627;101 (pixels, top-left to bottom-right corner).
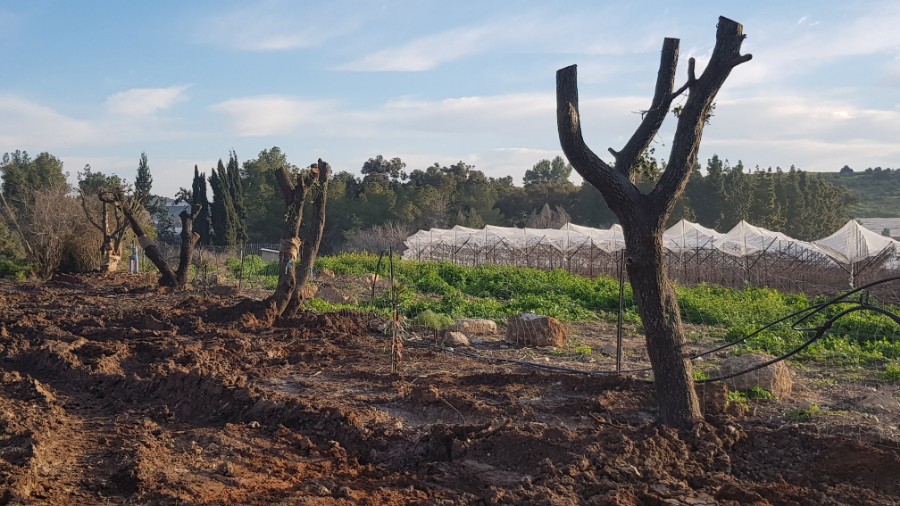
621;216;700;425
286;161;331;315
103;192;180;287
176;209;201;286
556;17;751;428
236;161;321;324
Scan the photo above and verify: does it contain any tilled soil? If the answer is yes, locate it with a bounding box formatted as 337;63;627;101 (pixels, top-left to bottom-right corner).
0;274;898;505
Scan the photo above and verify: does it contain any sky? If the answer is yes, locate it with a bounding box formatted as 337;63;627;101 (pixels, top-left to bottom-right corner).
1;0;899;197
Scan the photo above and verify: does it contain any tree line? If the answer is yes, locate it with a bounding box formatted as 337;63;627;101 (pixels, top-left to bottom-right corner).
0;146;861;276
161;147;858;254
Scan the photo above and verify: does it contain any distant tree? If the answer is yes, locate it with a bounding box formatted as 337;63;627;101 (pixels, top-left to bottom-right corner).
226;150;248;244
362;155;406;187
523;156;573;186
209;160;238;246
192;166;212;244
527;203;571;228
839;165;854;176
243;147;294;241
135;152;153;205
345;221;410;254
748;169;784;229
1;150;68;208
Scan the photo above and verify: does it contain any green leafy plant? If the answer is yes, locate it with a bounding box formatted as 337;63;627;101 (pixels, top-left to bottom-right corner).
881;362;900;382
411;310;454;331
788;403;822;421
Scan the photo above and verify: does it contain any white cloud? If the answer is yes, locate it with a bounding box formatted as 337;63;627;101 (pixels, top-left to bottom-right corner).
106;86;190;117
198;2;359;52
336;12;556;72
724;3;900;88
684;92;900;171
336;24;496;72
211;96;337;136
203;11;316;51
0;96;97;148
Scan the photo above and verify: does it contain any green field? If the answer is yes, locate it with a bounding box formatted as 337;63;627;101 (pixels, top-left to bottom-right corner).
822;171;900;218
286;253;900;374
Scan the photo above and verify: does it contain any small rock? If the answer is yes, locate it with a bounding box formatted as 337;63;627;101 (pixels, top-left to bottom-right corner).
855;391;899;413
599;343;618;357
715;353;792;399
454;318;498;337
248;420;261;429
505;314;567;347
442;331;470;348
216;461;233;476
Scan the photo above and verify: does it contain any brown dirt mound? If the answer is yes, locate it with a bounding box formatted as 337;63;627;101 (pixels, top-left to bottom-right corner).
0;274;897;505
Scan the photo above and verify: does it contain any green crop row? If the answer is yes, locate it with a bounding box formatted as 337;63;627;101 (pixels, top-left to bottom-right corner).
312;253;900;368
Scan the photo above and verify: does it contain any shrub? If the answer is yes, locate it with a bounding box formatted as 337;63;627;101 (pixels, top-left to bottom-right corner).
411;310;454;330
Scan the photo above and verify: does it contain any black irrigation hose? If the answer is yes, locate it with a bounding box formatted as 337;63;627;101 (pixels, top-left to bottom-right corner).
696;276;900;384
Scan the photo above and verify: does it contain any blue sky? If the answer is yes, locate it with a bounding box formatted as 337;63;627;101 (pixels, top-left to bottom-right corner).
1;0;899;197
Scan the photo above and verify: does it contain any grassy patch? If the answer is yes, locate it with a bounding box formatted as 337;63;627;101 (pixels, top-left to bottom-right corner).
881;362;900;382
306;254;900;371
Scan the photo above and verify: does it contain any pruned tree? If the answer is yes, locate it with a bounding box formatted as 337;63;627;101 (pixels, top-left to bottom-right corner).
286;163;332;314
233;159;330;324
556;17;751;428
101;190;201;288
80;190;132;272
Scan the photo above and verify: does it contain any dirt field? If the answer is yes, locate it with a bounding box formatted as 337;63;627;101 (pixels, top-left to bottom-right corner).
1;274;898;505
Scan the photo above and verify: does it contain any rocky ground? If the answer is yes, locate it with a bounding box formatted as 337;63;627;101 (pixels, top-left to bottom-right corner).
0;273;898;505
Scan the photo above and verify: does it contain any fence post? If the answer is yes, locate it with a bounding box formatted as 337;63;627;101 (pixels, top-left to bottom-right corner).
616;249;625;375
238;243;245;290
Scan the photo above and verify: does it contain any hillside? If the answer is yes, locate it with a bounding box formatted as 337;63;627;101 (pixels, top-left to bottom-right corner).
822;170;900;218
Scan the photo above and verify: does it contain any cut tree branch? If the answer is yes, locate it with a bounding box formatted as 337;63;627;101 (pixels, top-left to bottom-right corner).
652;16;751;216
612;37;679;181
556;65;637;208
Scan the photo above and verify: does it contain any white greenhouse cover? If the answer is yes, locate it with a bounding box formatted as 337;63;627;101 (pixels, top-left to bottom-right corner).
663;219;723;253
813;220;899;265
403;219;899;266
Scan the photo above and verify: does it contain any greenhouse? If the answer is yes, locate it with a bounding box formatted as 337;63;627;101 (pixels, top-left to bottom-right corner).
403;220;900;292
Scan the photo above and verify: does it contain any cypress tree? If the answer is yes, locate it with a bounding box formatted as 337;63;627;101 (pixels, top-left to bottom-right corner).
209;160;238;246
226;150;248;243
191;165;212;244
135;152;153;205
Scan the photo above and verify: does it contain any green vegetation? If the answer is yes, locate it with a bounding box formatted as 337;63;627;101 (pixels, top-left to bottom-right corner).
308;254;900;369
0;258;28;280
822;168;900;218
786;403;846;421
726;387;776;413
882;362;900;382
411;310;454;331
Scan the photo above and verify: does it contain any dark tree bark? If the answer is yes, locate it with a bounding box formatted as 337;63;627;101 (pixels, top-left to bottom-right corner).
234;162;320;324
175;207;201;286
101;191;180;287
286;160;331;315
556;17;751;428
102;191;198;289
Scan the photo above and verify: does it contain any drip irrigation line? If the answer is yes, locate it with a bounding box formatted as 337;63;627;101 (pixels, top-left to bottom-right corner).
693;276;900;383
